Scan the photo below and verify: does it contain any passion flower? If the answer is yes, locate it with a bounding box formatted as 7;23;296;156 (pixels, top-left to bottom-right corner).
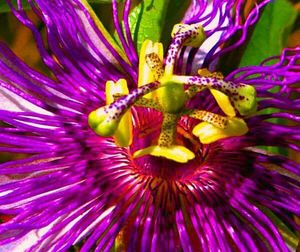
0;0;299;251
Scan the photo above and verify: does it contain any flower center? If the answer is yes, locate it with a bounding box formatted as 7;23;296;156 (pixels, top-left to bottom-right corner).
88;23;257;163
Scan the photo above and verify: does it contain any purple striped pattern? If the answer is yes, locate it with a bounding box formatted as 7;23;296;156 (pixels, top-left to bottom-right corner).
0;0;299;251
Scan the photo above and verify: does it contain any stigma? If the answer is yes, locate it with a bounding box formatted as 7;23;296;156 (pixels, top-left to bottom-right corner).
88;23;257;163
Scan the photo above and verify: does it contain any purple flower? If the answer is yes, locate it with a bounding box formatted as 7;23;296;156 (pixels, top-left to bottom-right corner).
0;0;299;251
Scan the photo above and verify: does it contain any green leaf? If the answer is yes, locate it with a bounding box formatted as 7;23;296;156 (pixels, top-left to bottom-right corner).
127;0;190;54
0;0;30;13
239;0;297;155
239;0;297;67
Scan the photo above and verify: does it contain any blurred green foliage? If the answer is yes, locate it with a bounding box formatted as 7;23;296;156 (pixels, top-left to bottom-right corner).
239;0;297;67
239;0;298;156
126;0;190;54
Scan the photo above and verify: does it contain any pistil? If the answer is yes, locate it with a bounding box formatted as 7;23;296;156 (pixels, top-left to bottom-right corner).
165;23;206;76
88;22;257;163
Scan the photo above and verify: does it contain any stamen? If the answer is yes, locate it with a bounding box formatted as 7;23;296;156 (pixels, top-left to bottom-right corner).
105;79;132;147
187;110;228;128
133;145;195;163
105;79;128;104
192;117;249;144
145;53;164;80
209;89;236;117
138;40;163;99
196;69;235;117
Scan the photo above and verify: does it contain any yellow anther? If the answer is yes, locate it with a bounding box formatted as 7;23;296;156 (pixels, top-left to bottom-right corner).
210;89;236;117
133;145;195;163
105;79;133;147
145;53;164;80
106;79;129;104
138;40;164;99
192;117;248;144
197;68;236;116
196;68;256;116
188;110;228;128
